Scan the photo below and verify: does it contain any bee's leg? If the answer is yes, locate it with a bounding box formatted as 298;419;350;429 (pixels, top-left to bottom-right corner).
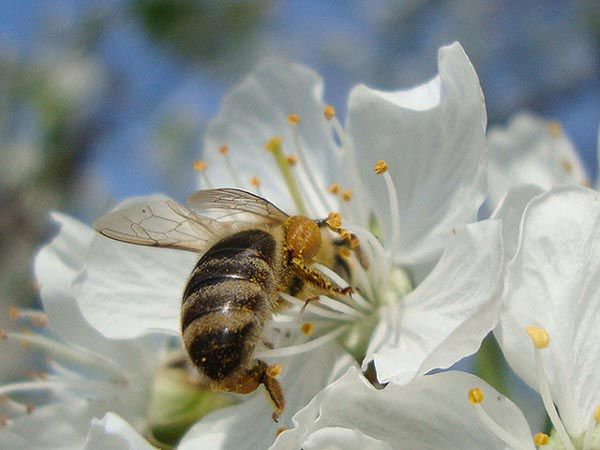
290;257;353;296
247;360;285;421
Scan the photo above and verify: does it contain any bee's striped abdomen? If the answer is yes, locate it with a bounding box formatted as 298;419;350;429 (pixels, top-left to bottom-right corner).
181;229;277;381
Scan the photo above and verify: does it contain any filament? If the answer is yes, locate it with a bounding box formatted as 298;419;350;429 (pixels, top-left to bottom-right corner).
472;402;531;450
265;138;307;215
382;171;401;255
279;293;348;321
255;325;347;358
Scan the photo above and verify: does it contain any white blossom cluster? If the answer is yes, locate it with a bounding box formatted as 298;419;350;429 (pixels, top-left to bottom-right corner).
1;43;599;450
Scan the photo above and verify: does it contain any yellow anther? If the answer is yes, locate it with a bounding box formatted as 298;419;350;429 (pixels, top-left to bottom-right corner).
328;183;340;195
266;363;282;378
342;190;353;202
300;323;314;336
533;432;549;446
525;326;550;349
276;427;286;437
324;105;336;120
468;388;484;404
193;160;208;172
561;159;573;174
8;307;19;321
286;155;298;166
548;122;562;137
374;160;389;175
250;176;261;188
287;114;300;125
594;405;600;423
219;144;229;155
340;229;352;242
265;137;283;152
326;212;342;230
0;329;6;340
339;248;352;259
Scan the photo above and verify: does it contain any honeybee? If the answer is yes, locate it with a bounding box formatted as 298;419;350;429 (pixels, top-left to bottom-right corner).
93;188;357;420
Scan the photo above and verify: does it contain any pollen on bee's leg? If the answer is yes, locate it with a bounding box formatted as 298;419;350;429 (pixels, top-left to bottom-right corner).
326;212;342;230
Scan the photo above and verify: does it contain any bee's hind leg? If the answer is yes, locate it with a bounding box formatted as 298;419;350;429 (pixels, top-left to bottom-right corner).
249;360;285;422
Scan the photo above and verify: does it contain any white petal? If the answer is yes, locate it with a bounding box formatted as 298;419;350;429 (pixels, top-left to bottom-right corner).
35;213;167;372
490;184;544;261
84;413;154;450
496;186;600;436
365;220;503;384
202;60;340;216
74;198;197;338
275;368;534;450
346;42;487;265
299;427;392;450
0;400;106;450
178;342;356;450
488;113;588;209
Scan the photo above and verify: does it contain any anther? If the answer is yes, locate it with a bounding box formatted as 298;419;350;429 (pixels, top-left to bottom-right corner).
594;405;600;423
300;323;314;336
193;160;208;171
219;144;229;155
548;122;562;138
326;212;342;230
324;105;336;120
342;190;352;202
287;114;300;125
468;388;484;404
340;229;352;243
8;307;19;321
250;176;261;188
525;326;550;349
265;137;283;152
266;364;282;378
374;160;389;175
534;433;549;446
328;183;340;195
286;155;298;166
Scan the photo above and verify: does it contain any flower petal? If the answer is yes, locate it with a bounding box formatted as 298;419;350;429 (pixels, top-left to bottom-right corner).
490;184;544;261
487;113;588;209
202;60;340;217
364;220;503;384
299;427;392;450
178;342;356;450
274;368;534;450
496;186;600;436
84;413;154;450
346;42;487;265
74;197;197;338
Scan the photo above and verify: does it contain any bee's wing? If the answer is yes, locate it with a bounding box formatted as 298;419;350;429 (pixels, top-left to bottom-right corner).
186;188;289;224
93;197;231;252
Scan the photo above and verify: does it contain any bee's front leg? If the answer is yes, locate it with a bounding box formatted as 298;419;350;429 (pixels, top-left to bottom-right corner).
290;257;353;297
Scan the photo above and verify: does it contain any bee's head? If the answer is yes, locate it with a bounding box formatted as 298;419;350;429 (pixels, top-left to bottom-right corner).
285;216;322;261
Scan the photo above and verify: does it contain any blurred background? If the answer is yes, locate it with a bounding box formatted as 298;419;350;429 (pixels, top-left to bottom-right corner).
0;0;598;432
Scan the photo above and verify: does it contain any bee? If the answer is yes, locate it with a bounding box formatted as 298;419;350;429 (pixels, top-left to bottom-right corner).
93;188;358;420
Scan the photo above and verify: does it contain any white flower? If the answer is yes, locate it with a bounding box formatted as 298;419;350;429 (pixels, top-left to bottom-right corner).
73;42;503;448
494;186;600;449
273;368;538;450
0;214;167;449
487;113;589;210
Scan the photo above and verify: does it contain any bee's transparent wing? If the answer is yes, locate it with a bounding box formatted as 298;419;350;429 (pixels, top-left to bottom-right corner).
93;198;230;252
186;188;289;224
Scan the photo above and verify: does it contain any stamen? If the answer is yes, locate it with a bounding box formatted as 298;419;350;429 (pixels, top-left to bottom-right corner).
548;122;562;138
265;137;307;215
374;160;401;254
468;388;531;450
8;307;48;327
0;395;30;415
582;405;600;450
328;183;340;195
266;364;282;378
286;155;298;166
534;433;549;446
526;326;575;450
193;160;213;188
0;380;65;397
323;105;336;121
287;112;335;214
341;190;352;202
300;323;314;336
255;325;347;358
219;144;244;188
250;176;262;195
2;331;128;382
